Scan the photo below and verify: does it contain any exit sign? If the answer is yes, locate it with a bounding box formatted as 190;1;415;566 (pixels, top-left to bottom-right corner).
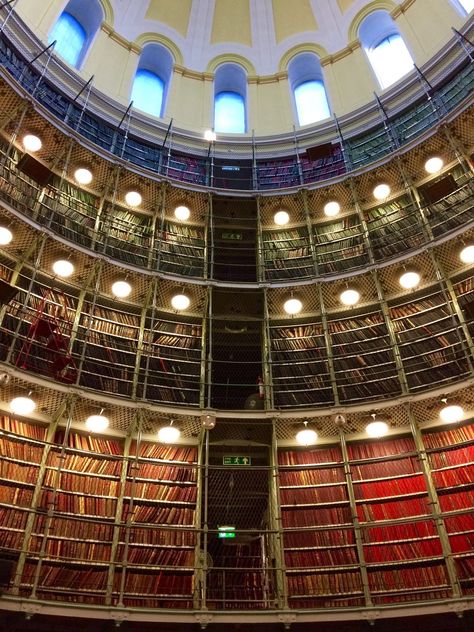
223;456;251;466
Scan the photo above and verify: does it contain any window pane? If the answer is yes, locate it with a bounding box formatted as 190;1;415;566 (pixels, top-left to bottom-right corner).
458;0;474;13
131;69;164;117
294;81;330;126
49;12;86;68
368;34;414;90
215;92;245;133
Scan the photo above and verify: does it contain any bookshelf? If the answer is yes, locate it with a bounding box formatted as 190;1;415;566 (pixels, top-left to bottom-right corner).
423;423;474;597
260;226;313;281
269;322;333;408
313;213;368;275
363;194;425;261
278;444;365;608
98;204;153;269
158;219;206;279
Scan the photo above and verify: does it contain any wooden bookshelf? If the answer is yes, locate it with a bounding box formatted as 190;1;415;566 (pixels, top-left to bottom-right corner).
260;226;313;281
158;219;206;278
313;214;368;274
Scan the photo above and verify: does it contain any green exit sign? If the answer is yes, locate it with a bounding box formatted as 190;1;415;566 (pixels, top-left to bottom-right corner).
223;456;251;466
218;525;236;539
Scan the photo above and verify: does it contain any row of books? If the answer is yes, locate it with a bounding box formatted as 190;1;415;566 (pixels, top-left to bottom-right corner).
287;570;362;595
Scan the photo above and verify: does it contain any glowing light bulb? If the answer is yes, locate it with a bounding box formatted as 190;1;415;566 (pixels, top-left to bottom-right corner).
0;227;13;245
284;298;302;315
274;210;290;226
85;414;109;433
460;245;474;264
112;281;132;298
296;428;318;446
10;396;36;415
125;191;142;207
52;259;74;278
373;184;390;200
158;425;181;443
171;293;190;310
204;130;216;142
439;404;464;424
324;201;341;217
399;271;420;289
175;205;191;221
340;289;360;306
74;168;93;185
424;157;444;174
366;420;389;438
22;134;42;152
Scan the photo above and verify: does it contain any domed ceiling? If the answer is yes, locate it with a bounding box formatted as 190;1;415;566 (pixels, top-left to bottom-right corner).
107;0;397;74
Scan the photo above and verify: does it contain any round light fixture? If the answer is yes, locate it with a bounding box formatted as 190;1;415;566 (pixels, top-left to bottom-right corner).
52;259;74;278
125;191;142;207
460;245;474;264
274;210;290;226
174;205;191;221
22;134;42;152
74;168;93;185
10;396;36;416
0;227;13;245
171;293;190;311
424;157;444;174
373;184;391;201
399;270;420;290
324;201;341;217
204;130;216;142
112;280;132;298
283;297;303;315
85;414;109;433
366;420;389;438
158;424;181;443
296;425;318;446
340;288;360;306
439;403;464;424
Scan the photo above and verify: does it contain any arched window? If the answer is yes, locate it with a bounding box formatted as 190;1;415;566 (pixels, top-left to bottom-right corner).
131;43;173;118
288;53;330;126
451;0;474;14
359;11;414;90
214;64;247;134
48;0;103;69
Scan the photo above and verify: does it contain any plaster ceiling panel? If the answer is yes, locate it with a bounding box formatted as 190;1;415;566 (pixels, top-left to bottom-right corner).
272;0;318;44
145;0;193;37
211;0;252;46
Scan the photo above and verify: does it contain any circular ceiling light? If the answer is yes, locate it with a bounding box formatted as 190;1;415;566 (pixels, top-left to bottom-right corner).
158;424;181;443
274;210;290;226
171;293;190;311
174;205;191;221
296;427;318;446
74;168;93;185
52;259;74;278
399;270;420;289
340;288;360;306
85;414;109;433
460;245;474;264
373;184;391;201
283;297;302;315
439;403;464;424
112;280;132;298
125;191;142;207
204;130;216;142
324;201;341;217
0;227;13;245
424;157;444;174
22;134;42;152
10;396;36;416
366;420;389;438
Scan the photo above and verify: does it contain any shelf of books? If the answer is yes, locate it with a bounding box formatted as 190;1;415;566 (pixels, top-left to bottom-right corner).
278;444;365;608
327;307;402;404
158;219;206;278
260;226;313;281
313;213;368;275
388;286;471;392
363;193;425;261
348;435;450;604
269;321;333;408
422;422;474;597
117;439;198;608
0;419;199;607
